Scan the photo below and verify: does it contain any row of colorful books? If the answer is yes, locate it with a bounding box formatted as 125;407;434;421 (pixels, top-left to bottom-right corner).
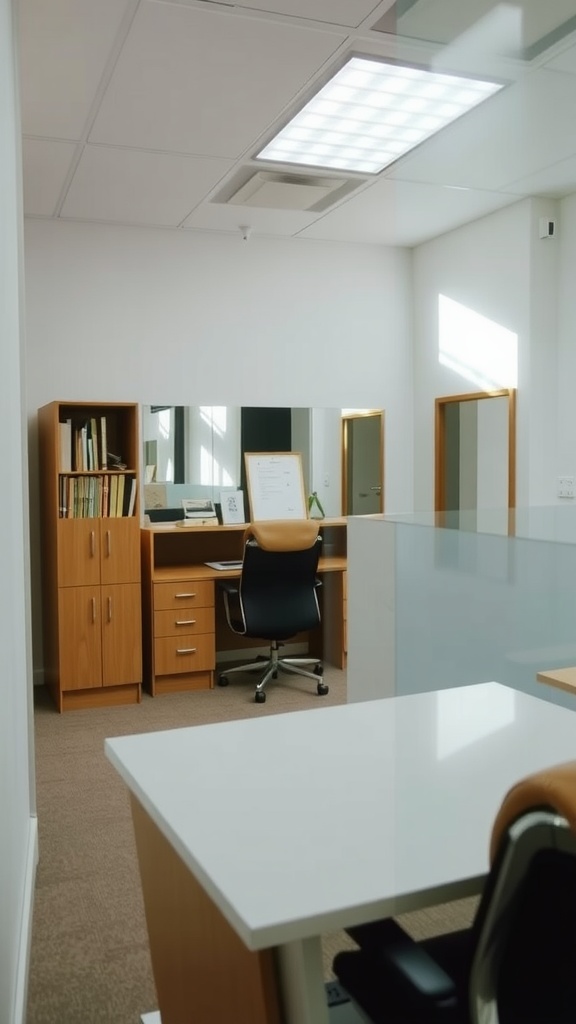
59;474;137;518
59;416;125;473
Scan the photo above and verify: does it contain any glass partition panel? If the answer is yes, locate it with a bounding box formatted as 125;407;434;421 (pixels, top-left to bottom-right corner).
347;508;576;710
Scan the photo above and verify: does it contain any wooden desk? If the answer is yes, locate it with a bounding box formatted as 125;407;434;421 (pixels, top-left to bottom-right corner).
140;519;347;695
105;682;576;1024
537;665;576;695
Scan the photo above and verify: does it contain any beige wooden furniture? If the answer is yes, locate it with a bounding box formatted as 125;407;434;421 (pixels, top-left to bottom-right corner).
38;400;142;711
140;518;347;696
537;666;576;695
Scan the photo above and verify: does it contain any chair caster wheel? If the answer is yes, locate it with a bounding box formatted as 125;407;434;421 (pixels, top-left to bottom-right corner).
314;663;324;676
317;681;329;696
255;690;266;703
218;675;229;687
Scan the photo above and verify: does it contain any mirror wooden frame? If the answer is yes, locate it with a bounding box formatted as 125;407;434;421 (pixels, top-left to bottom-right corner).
341;409;385;516
434;388;517;518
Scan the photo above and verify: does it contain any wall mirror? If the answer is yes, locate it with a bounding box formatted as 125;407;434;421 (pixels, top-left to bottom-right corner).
434;389;516;529
142;405;382;518
341;410;384;515
142;406;340;516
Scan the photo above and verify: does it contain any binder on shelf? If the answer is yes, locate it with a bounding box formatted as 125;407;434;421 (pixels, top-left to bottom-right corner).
59;420;72;472
100;416;108;470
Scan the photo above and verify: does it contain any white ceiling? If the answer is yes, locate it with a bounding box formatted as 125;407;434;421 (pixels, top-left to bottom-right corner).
18;0;576;247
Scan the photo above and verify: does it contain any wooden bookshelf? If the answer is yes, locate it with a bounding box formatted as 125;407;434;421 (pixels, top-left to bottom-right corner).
38;400;142;711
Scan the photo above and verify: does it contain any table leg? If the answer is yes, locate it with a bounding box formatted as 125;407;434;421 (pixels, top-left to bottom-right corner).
276;937;330;1024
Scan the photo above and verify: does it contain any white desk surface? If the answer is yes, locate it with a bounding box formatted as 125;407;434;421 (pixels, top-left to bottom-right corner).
105;682;576;952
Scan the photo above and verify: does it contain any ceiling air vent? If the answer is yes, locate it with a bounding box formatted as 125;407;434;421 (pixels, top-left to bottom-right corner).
227;172;347;212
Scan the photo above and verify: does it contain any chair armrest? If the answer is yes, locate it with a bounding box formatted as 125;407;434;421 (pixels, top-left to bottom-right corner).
345;918;456;1006
219;582;244;634
220;582;239;596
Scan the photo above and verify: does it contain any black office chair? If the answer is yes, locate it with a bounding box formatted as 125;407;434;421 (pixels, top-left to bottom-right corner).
333;760;576;1024
217;519;329;703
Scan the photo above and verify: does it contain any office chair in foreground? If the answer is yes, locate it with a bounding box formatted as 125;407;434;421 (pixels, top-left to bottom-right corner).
218;519;329;703
333;760;576;1024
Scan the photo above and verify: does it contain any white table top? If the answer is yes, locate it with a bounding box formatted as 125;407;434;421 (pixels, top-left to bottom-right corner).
105;682;576;951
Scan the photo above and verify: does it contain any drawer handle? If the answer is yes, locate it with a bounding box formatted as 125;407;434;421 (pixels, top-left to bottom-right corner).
175;619;196;626
175;592;196;599
176;647;197;655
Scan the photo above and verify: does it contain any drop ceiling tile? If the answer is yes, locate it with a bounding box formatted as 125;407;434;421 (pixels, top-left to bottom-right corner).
385;69;576;193
22;138;78;216
19;0;135;140
299;177;520;246
506;154;576;199
60;146;234;226
230;0;384;29
89;2;345;156
154;0;384;27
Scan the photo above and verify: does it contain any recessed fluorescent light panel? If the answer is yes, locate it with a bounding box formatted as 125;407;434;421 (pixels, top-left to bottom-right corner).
256;56;504;175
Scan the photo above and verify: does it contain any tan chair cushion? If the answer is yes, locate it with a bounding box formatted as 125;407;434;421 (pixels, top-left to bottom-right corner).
245;519;319;552
489;760;576;864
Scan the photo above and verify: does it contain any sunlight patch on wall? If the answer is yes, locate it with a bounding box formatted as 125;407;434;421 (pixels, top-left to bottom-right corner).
438;294;518;389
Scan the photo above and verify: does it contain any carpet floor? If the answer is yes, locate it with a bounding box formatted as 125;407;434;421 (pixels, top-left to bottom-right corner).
26;666;476;1023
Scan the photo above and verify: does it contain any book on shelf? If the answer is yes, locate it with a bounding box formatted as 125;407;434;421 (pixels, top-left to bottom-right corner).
109;475;118;518
100;416;108;470
115;475;126;517
127;476;137;517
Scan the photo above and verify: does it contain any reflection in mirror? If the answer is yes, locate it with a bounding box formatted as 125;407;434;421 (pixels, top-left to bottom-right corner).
143;405;384;518
142;406;344;517
341;410;384;515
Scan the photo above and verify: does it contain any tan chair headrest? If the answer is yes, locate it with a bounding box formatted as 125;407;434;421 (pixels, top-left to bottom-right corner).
489;760;576;864
245;519;320;552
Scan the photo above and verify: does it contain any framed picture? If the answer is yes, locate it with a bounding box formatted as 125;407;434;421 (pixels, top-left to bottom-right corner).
244;452;307;521
220;489;246;525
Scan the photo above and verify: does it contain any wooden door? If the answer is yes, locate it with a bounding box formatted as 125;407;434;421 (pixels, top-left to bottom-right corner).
100;518;140;585
58;519;100;587
101;583;143;686
58;586;102;690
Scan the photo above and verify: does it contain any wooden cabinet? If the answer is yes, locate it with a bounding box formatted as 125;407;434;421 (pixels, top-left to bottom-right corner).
38;401;142;711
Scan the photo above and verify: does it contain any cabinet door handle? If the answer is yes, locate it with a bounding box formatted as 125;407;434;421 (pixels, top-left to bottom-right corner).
175;619;196;626
175;592;196;599
91;597;96;623
90;530;95;557
107;596;112;622
176;647;197;655
105;530;111;558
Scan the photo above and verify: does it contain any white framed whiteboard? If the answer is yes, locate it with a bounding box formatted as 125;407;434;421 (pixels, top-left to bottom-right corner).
245;452;308;521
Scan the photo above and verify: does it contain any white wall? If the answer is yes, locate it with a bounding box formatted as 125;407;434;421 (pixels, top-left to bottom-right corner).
1;2;37;1021
411;196;562;511
23;218;414;675
556;193;576;487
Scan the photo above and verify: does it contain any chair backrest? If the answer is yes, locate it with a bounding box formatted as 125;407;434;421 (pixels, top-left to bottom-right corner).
238;519;322;639
469;760;576;1024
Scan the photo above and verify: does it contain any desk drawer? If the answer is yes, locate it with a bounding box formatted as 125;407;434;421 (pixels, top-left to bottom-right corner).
155;606;214;638
154;633;214;675
154;580;213;611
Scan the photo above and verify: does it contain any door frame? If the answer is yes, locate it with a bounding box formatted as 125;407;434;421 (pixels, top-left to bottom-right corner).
341;410;385;516
434;388;517;514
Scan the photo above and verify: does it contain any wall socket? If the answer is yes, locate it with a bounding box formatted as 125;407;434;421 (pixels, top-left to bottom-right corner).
558;475;575;498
